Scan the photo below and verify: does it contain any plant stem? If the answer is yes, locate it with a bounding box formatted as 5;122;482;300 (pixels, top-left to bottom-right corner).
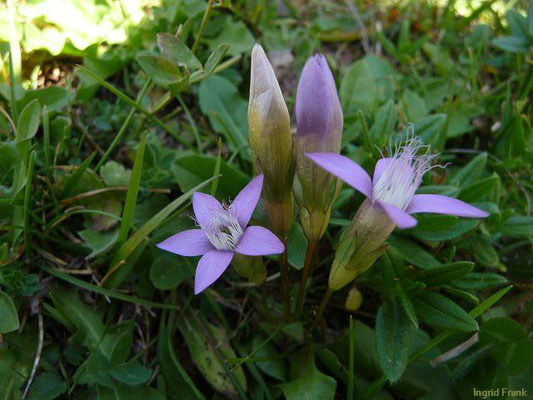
280;250;291;320
294;240;317;314
192;0;214;53
309;287;333;332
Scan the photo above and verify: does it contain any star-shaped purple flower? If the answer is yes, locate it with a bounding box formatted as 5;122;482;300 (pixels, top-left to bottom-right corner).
157;175;284;294
307;136;489;229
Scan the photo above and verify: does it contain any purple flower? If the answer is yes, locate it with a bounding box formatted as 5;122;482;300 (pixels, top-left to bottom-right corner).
295;53;343;148
156;175;284;294
306;136;489;229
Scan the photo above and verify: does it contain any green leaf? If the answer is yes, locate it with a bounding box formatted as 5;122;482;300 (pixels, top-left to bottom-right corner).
413;291;479;332
418;261;474;287
100;161;132;186
408;114;446;147
17;87;70;113
401;89;428;122
410;219;480;242
149;254;192;290
450;152;488;187
501;216;533;237
204;44;229;76
492;36;528;53
458;175;498;203
207;16;254;57
480;317;533;375
79;229;119;259
117;133;146;245
157;33;202;70
287;223;308;270
452;272;508;290
0;290;20;333
369;99;398;145
110;360;151;385
27;372;67;400
136;54;182;87
279;347;336;400
198;75;248;149
422;43;453;75
376;298;411;382
505;10;529;39
16;99;41;141
252;335;287;381
340;58;378;115
61;152;97;198
172;153;248;200
388;235;442;269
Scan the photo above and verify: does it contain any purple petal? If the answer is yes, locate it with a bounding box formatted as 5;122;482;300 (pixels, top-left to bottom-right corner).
306;153;372;198
377;201;418;229
157;229;213;256
194;250;234;294
373;157;392;184
406;194;490;218
230;174;264;228
295;54;343;147
235;226;284;256
192;191;223;228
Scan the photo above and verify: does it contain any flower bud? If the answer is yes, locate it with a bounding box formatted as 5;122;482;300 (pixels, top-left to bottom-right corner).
328;199;394;291
248;44;294;237
294;54;343;242
232;253;266;286
345;287;363;311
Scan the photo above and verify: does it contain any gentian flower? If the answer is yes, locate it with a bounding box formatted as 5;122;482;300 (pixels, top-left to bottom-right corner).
248;44;294;237
294;53;343;242
307;135;488;229
157;175;284;294
307;135;489;291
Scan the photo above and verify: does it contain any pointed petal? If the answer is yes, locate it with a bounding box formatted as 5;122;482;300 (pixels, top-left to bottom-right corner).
406;194;489;218
192;191;223;228
194;250;234;294
306;152;372;198
157;229;213;256
235;226;285;256
373;157;393;184
377;201;418;229
230;174;264;228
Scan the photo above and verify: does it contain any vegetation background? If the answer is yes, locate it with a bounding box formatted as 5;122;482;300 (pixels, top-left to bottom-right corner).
0;0;532;399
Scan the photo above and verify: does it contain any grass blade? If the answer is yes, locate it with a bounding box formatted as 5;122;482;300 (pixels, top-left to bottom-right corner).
348;315;355;400
61;152;96;198
23;151;35;254
117;133;146;245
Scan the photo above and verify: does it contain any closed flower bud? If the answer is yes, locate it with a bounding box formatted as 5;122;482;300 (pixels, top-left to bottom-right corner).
345;287;363;312
294;54;343;242
248;44;294;236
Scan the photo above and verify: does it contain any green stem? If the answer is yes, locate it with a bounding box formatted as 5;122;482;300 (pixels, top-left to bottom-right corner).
309;288;333;332
280;250;291;320
191;0;214;54
294;240;317;314
23;152;35;254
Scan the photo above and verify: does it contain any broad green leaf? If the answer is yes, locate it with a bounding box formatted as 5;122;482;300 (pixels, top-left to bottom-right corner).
480;317;533;375
452;272;508;290
110;360;151;385
458;175;498;202
287;222;308;270
410;219;480;242
252;335;287;381
0;290;20;333
198;75;248;148
204;44;229;76
279;347;336;400
450;152;488;187
422;43;453;75
446;103;483;138
369;99;398;145
16;99;41;142
207;16;254;56
388;235;442;269
136;54;182;87
408;114;446;147
96;384;165;400
172;153;248;200
505;10;528;39
401;89;427;122
417;261;474;286
100;161;131;186
340;58;378;115
17;87;70;113
157;33;202;70
501;216;533;237
27;372;67;400
149;254;192;290
79;229;119;259
376;299;411;382
413;291;478;332
492;36;528;53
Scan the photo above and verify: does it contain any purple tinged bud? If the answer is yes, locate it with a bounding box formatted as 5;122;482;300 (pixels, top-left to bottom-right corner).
293;54;343;242
295;54;343;148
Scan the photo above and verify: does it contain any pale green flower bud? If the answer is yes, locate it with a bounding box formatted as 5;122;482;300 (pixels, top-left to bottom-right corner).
248;44;294;237
328;199;394;291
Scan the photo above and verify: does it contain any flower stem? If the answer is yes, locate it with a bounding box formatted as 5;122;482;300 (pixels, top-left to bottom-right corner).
280;250;291;319
294;240;317;314
309;287;333;332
